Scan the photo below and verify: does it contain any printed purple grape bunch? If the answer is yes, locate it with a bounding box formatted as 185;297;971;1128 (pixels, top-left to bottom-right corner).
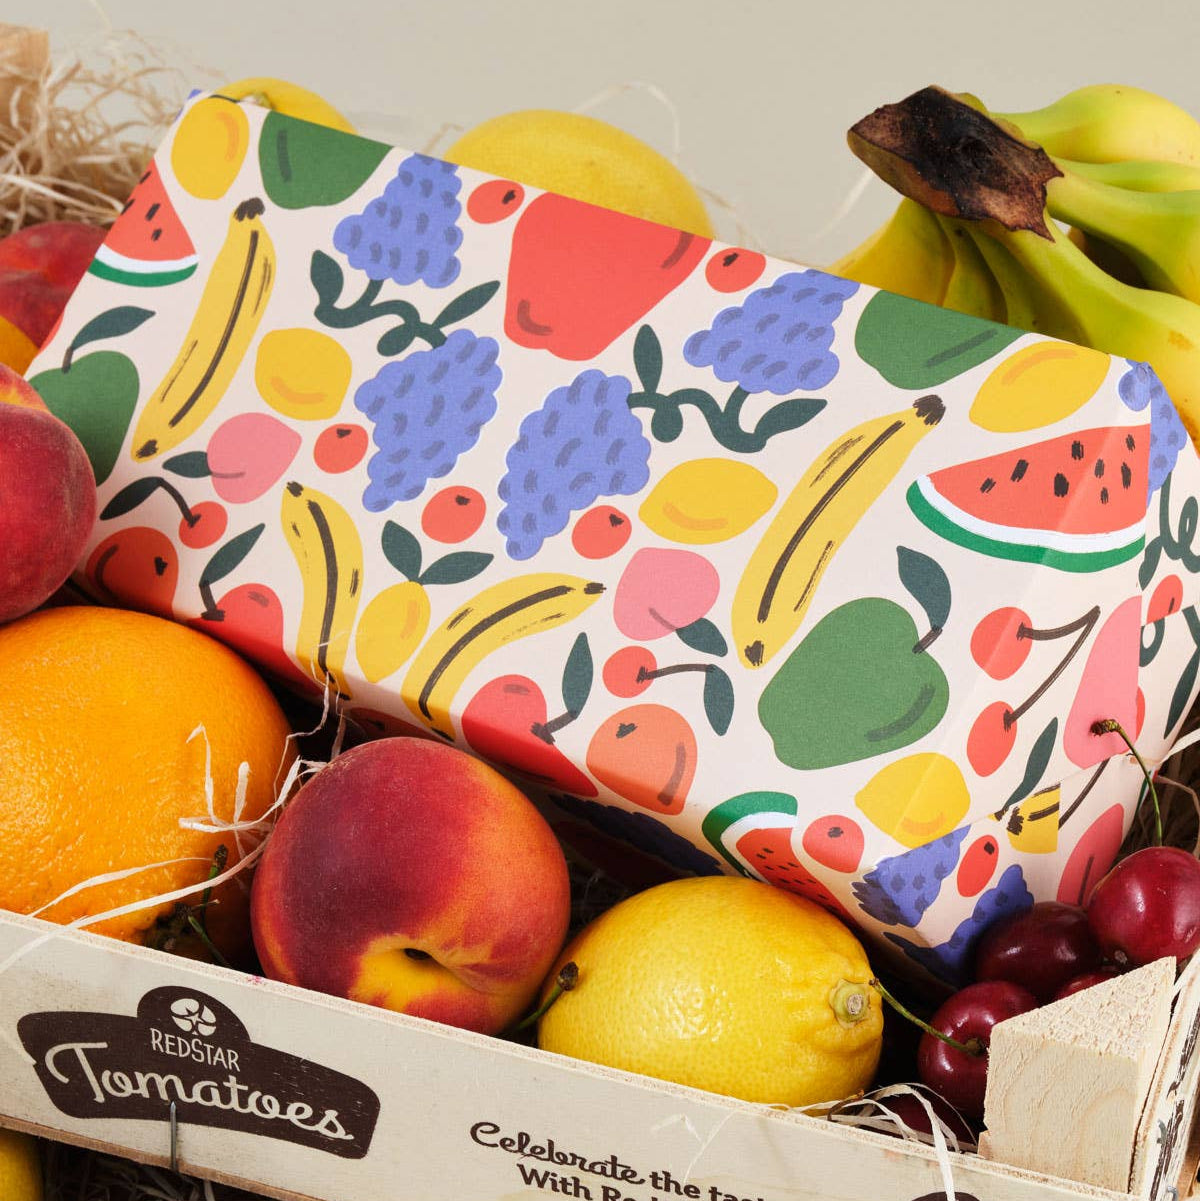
852;827;970;928
356;329;502;510
497;370;652;560
333;154;463;289
1118;359;1187;496
683;269;859;394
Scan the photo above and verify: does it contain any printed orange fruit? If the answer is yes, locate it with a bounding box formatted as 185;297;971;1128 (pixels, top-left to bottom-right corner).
0;606;295;959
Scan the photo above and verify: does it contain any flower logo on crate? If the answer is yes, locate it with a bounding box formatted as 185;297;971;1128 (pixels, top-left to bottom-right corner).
17;984;380;1157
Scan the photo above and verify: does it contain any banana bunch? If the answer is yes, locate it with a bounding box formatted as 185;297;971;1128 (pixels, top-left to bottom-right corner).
830;84;1200;441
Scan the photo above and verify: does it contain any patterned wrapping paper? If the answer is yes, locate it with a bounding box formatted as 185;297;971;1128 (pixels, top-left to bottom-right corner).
30;90;1200;987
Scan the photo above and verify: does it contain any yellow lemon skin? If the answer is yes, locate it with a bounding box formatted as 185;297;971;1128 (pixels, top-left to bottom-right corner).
855;752;971;849
217;77;355;133
256;328;353;421
537;876;882;1107
969;341;1111;433
355;580;432;683
445;110;713;237
172;96;251;200
0;1128;41;1201
639;458;778;544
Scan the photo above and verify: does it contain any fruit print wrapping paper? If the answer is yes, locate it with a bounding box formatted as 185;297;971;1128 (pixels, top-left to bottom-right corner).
32;90;1200;988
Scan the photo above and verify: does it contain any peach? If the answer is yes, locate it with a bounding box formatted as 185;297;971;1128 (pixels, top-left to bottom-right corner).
0;401;97;624
0;221;105;347
251;738;572;1035
0;362;46;409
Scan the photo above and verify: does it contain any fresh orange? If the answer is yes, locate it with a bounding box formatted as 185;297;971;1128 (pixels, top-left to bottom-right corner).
537;876;883;1107
0;606;295;958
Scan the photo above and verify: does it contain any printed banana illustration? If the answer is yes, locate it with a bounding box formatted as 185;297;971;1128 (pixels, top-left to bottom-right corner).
403;573;605;739
732;397;944;668
282;481;363;699
995;786;1061;855
132;197;275;460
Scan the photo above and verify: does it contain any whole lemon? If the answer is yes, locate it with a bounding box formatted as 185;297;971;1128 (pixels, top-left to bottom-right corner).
444;109;713;237
537;876;883;1107
217;77;355;133
0;1128;41;1201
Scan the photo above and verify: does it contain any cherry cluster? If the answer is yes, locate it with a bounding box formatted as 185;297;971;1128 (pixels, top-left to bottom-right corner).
912;843;1200;1120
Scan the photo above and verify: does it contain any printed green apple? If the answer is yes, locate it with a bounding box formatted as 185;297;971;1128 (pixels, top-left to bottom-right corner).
759;597;949;769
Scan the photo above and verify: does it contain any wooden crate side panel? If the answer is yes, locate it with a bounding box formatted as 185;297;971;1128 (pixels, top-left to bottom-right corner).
0;912;1135;1201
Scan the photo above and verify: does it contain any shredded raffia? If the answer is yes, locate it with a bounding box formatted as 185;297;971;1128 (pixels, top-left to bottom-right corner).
0;27;194;234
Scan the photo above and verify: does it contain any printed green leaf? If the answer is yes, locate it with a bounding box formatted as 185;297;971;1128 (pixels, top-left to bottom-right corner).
897;546;951;635
634;325;663;394
99;477;160;520
381;521;422;581
64;306;154;370
1002;718;1058;811
310;250;345;308
376;324;418;357
162;451;212;479
418;551;493;587
675;617;728;657
432;281;500;330
200;525;265;587
703;666;735;735
561;633;593;718
856;290;1022;388
1166;646;1200;735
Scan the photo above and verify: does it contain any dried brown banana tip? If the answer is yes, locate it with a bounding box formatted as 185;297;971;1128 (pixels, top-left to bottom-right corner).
847;85;1062;237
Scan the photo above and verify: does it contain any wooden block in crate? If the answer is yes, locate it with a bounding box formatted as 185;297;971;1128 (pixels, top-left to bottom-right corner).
2;908;1200;1201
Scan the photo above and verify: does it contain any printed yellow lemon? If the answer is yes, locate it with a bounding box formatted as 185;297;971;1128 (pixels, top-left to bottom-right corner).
217;77;355;133
256;328;353;421
355;580;431;682
855;752;971;848
537;876;882;1107
172;96;251;200
0;1128;41;1201
639;457;777;544
969;341;1111;433
444;110;713;236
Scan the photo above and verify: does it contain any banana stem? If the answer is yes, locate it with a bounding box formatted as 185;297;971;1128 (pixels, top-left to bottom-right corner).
870;978;984;1057
1091;718;1162;845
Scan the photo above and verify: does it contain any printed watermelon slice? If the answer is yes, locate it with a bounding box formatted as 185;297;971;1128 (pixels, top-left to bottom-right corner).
89;161;198;287
907;424;1149;573
701;791;852;919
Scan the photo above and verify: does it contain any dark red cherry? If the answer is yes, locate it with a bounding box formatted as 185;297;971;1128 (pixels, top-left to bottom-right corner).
1050;966;1122;1002
917;981;1038;1118
1086;845;1200;967
974;901;1102;1002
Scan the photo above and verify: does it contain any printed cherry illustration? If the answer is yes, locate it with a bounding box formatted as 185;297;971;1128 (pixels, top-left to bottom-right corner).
314;423;369;474
1052;967;1121;1002
801;815;864;874
85;526;178;617
572;505;631;559
207;412;302;503
467;178;525;224
1087;846;1200;967
967;701;1018;777
603;646;657;698
462;675;597;796
178;500;228;549
586;704;697;814
973;901;1102;1002
421;485;486;543
1146;573;1184;623
970;607;1033;680
915;981;1039;1118
705;247;767;293
613;547;720;640
956;834;1000;898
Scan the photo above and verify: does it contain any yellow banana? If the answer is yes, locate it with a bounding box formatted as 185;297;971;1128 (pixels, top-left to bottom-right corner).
732;396;945;668
1064;156;1200;193
282;481;363;699
828;196;954;304
402;573;605;739
938;216;1005;321
996;84;1200;166
132;197;275;460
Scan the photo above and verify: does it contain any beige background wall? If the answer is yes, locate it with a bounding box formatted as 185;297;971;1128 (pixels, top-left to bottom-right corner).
10;0;1200;266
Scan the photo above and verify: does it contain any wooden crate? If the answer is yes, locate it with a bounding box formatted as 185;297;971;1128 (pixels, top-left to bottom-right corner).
1;909;1197;1201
